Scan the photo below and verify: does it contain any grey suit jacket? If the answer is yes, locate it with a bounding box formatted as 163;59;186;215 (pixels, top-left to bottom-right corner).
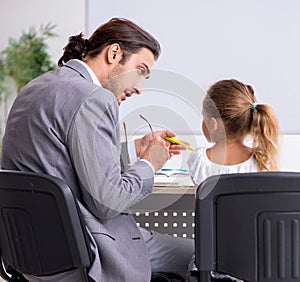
1;60;155;281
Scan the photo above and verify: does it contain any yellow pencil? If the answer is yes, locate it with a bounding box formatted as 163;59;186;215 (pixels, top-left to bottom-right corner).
164;136;194;151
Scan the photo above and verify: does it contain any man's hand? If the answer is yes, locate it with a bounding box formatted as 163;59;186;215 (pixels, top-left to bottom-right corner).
134;130;190;171
140;135;170;171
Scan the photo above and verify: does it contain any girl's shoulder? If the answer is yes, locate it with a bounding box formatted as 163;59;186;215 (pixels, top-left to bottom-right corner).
187;147;211;186
187;147;209;174
187;147;208;165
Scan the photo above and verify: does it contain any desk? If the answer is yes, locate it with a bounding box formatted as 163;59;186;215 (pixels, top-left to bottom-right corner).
131;185;195;239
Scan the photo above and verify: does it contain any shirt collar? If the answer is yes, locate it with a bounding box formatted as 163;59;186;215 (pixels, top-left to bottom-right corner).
74;59;101;86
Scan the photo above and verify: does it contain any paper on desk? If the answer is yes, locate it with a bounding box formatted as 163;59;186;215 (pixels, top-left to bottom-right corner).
155;168;189;177
154;174;194;187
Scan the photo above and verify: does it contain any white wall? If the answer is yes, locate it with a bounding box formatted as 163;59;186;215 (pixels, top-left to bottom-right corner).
0;0;85;65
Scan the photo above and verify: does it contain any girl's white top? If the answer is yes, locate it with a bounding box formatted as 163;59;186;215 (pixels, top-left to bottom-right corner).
187;147;258;187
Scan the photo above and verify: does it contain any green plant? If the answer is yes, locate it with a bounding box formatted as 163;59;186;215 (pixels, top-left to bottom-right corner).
0;23;57;93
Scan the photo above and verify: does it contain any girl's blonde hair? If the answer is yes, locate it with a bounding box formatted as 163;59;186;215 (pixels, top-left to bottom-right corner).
203;79;280;171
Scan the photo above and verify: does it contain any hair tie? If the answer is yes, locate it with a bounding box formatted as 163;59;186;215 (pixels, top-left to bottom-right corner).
251;102;257;111
81;39;90;58
84;39;89;49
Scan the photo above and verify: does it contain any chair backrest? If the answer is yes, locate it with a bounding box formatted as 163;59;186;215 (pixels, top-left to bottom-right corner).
0;170;92;281
194;172;300;282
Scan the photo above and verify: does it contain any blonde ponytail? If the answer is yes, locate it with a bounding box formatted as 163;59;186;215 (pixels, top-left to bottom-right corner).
251;104;280;171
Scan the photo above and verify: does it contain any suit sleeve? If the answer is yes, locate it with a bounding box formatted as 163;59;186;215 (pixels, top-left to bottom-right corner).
69;88;154;219
120;141;130;172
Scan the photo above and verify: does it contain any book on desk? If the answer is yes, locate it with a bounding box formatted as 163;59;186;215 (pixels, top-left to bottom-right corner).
154;168;194;187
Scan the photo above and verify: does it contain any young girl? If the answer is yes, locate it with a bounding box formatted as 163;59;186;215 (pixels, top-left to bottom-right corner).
187;79;280;187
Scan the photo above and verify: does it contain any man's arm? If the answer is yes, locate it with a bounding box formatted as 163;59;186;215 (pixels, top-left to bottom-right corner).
69;89;154;219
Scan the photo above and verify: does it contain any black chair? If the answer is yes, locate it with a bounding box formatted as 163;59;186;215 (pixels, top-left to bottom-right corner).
191;172;300;282
0;170;92;281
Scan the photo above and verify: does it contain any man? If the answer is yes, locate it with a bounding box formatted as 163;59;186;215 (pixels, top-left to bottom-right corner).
1;18;193;281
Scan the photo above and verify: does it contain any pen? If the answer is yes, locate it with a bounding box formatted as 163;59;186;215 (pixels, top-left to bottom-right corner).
164;136;194;151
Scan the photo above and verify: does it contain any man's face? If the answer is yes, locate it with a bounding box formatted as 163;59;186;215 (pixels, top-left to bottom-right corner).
102;48;154;104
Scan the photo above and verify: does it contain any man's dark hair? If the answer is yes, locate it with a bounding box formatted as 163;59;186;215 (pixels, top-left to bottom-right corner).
58;18;161;66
